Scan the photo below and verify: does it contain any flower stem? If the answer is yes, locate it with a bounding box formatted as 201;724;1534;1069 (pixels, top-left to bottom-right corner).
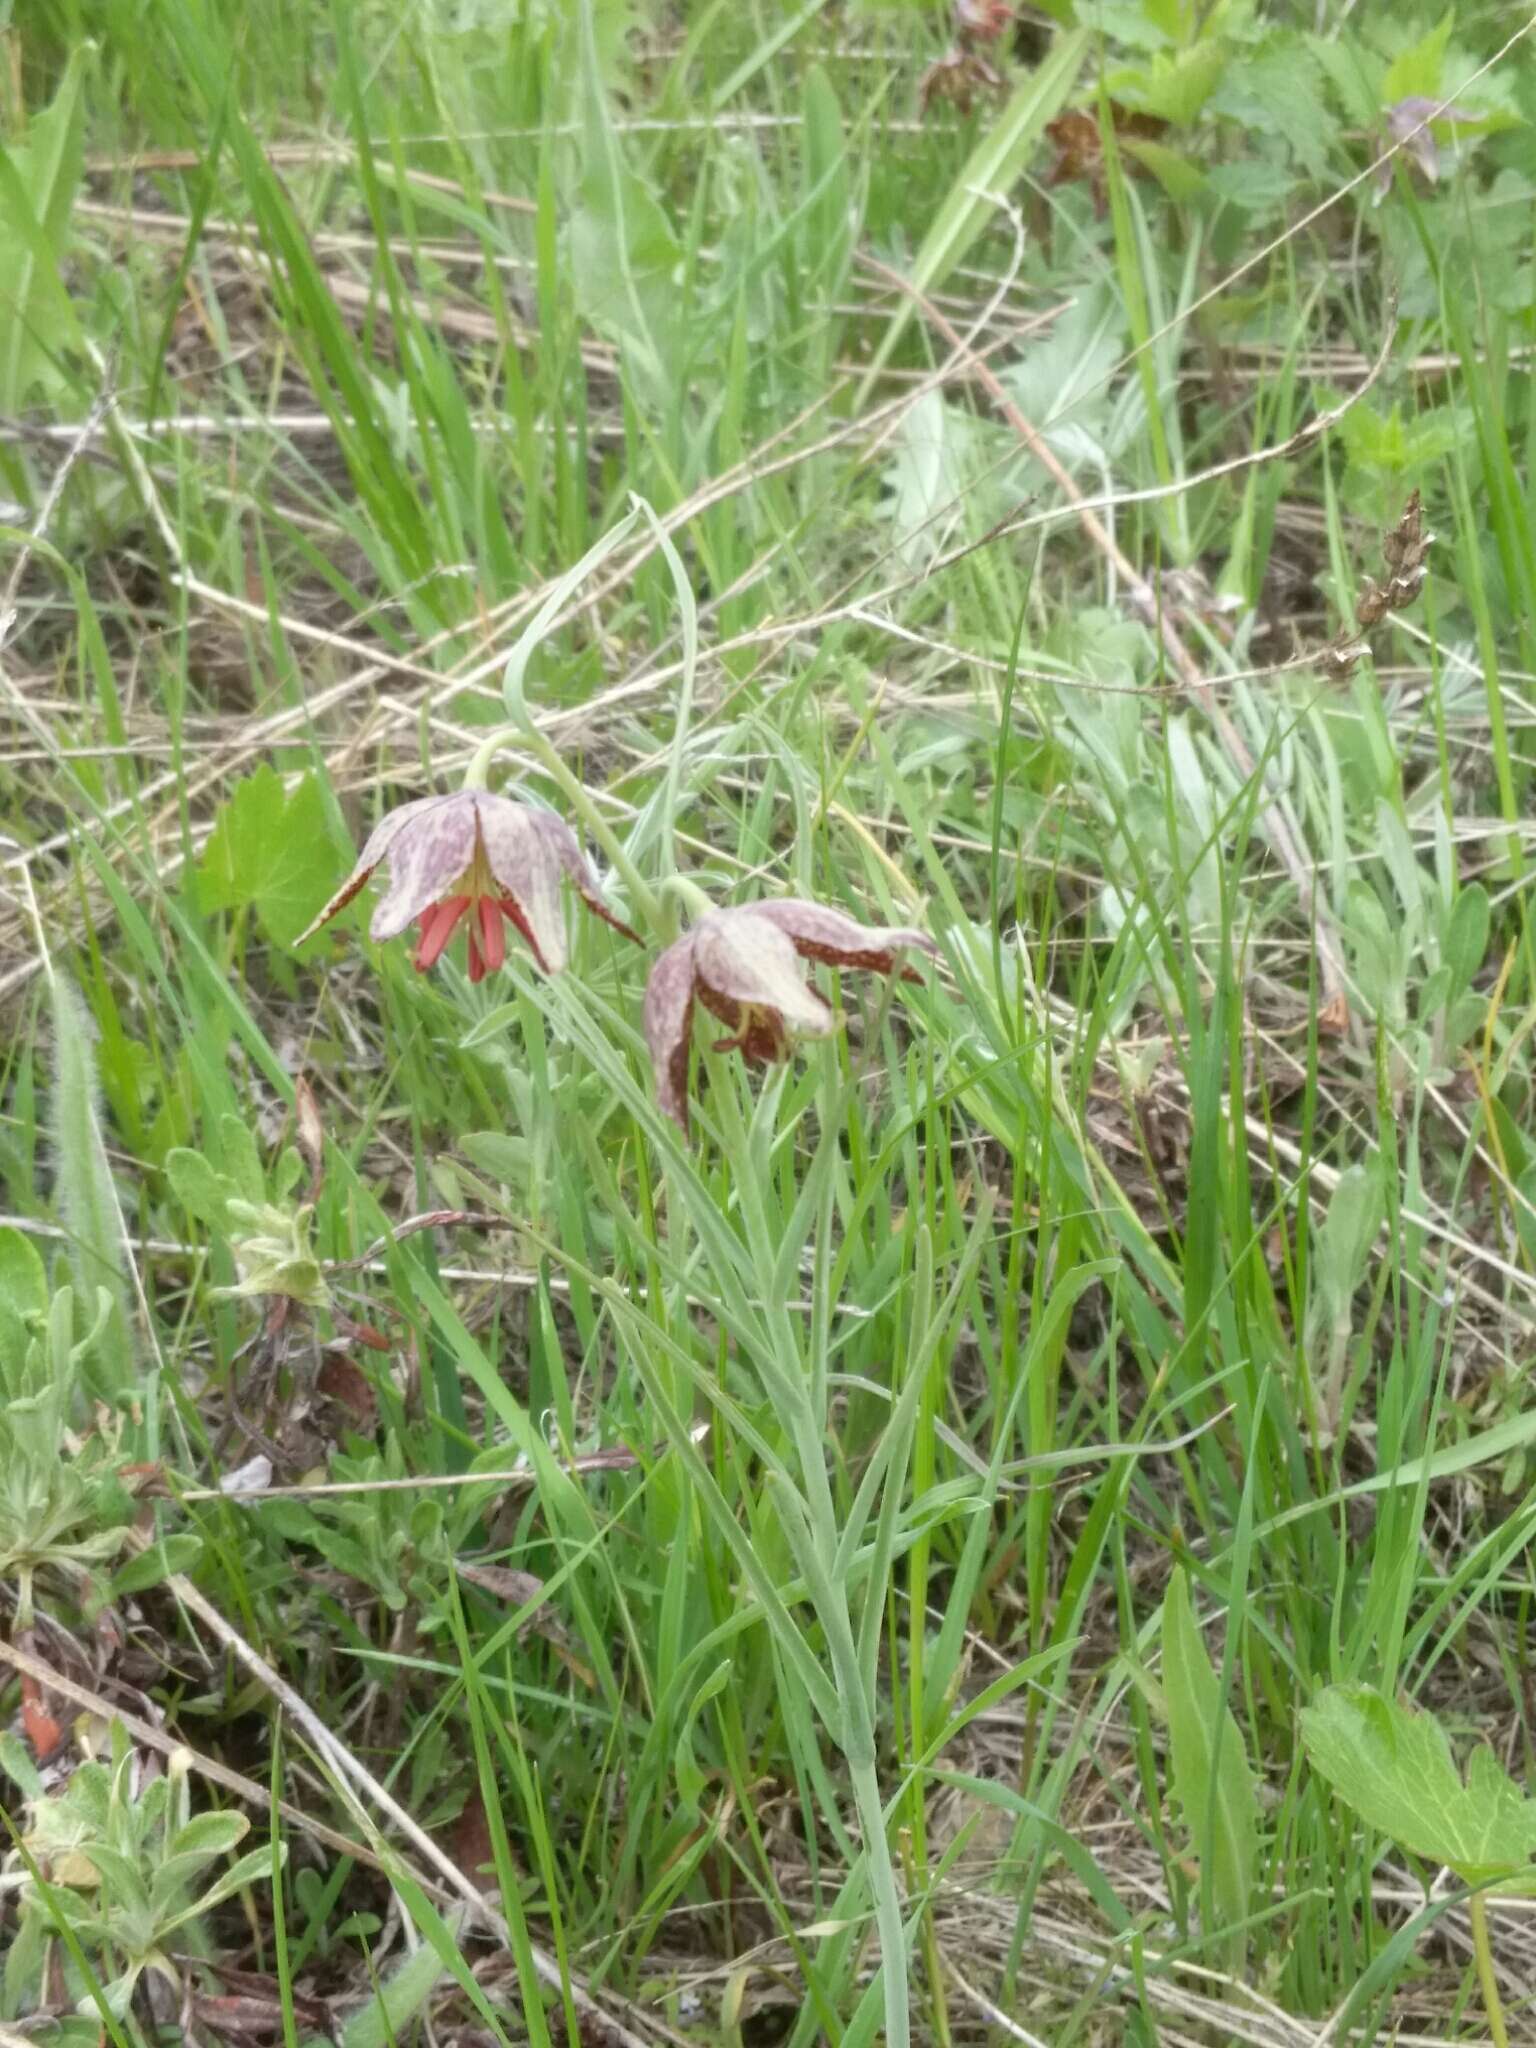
1471;1892;1509;2048
659;872;714;923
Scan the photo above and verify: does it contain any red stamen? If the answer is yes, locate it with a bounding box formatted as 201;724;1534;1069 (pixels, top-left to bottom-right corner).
499;896;551;973
477;896;506;975
414;896;471;971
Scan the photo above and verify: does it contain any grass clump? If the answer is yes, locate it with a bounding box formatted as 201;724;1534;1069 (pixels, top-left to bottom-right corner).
3;0;1536;2042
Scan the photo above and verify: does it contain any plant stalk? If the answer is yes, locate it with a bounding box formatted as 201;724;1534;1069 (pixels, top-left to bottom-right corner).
791;1410;910;2046
1470;1892;1509;2048
848;1748;910;2047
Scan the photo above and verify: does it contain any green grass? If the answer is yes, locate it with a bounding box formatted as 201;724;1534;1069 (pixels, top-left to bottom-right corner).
4;0;1536;2042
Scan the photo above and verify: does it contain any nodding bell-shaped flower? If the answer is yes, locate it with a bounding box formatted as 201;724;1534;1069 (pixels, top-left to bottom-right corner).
643;898;939;1133
296;790;640;982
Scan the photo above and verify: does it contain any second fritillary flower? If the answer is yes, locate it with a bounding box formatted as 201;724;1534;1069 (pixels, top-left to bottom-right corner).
643;898;938;1132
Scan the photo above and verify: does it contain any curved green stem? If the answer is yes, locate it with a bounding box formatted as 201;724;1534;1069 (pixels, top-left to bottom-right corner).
461;730;504;790
659;872;715;923
1471;1892;1509;2048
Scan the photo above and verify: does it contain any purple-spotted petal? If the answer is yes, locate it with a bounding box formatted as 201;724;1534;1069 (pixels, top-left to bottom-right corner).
295;793;465;948
643;934;699;1130
526;809;641;946
355;793;462;873
693;911;837;1040
1387;98;1441;181
370;794;479;941
473;795;570;973
746;898;939;973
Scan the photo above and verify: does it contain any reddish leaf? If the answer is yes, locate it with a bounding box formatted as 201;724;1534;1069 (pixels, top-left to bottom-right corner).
294;1075;325;1199
316;1352;378;1429
19;1670;67;1763
450;1784;497;1889
1045;102;1170;214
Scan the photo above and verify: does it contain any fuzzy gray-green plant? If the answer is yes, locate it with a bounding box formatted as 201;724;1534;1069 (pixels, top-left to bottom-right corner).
49;975;134;1399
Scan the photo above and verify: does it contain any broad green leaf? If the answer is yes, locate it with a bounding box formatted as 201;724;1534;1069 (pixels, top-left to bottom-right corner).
1316;1156;1386;1322
0;1225;48;1322
166;1811;251;1863
570;10;683;398
0;1730;45;1800
331;1927;454;2048
1161;1568;1258;1968
217;1115;267;1208
1443;883;1490;996
165;1149;231;1231
675;1659;733;1818
197;767;346;948
1109;41;1226;126
1301;1684;1536;1885
0;44;86;408
107;1534;204;1600
1382;9;1454;106
459;1132;532;1183
1121;136;1206;202
801;63;852;293
50;976;134;1396
165;1844;283;1934
855;28;1089;402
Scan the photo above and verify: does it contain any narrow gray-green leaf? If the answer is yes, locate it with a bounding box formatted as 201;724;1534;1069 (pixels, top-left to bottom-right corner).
855;28;1089;402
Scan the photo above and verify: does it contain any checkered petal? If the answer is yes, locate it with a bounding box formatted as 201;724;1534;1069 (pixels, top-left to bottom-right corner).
693;910;837;1040
748;898;939;973
473;795;570;972
526;809;641;946
369;794;479;941
643;934;699;1131
296;793;466;948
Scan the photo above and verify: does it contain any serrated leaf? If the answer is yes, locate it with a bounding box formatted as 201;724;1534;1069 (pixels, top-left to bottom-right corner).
1004;281;1128;460
1210;40;1334;180
1383;9;1454;106
1109;41;1225;127
1300;1683;1536;1884
1161;1568;1258;1969
197;767;346;948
